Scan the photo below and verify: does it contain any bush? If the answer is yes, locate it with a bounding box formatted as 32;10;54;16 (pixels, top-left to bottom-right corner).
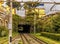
0;26;8;37
41;32;60;41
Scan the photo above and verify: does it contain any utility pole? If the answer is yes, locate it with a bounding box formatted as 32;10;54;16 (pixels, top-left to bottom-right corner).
8;0;12;44
33;6;36;34
34;13;36;34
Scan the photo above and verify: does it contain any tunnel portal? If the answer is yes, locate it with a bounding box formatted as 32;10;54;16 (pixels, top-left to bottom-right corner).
18;24;31;33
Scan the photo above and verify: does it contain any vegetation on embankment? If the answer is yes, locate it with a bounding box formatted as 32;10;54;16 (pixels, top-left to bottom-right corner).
0;14;21;37
33;12;60;44
36;12;60;33
0;32;19;44
33;33;60;44
12;14;21;32
41;32;60;41
0;26;8;37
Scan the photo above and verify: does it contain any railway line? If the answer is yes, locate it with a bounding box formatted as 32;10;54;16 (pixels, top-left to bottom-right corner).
0;33;47;44
20;33;47;44
28;34;47;44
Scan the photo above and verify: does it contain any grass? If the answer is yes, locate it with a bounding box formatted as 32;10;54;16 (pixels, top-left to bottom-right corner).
18;39;23;44
12;32;19;37
0;32;20;44
0;35;8;44
32;33;60;44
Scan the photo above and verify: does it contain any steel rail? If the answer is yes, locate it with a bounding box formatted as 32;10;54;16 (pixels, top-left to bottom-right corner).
20;33;30;44
22;34;47;44
28;34;47;44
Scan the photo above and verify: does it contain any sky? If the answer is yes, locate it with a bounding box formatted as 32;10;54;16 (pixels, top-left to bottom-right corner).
16;0;60;15
16;0;60;2
3;0;60;16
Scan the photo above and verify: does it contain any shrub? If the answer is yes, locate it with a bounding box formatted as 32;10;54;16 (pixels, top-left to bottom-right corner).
41;32;60;41
0;26;8;37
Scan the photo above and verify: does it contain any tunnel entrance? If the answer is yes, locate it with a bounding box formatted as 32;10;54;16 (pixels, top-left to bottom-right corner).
18;24;31;33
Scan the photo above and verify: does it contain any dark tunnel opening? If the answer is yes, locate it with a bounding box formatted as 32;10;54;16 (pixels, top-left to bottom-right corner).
18;24;31;33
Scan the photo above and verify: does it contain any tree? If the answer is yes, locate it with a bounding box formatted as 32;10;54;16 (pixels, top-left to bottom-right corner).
12;14;22;32
25;2;40;8
52;13;60;33
6;0;20;9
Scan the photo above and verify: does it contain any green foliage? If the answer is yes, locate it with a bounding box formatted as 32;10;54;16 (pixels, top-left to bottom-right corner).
37;12;60;33
0;26;8;37
25;16;34;25
6;0;20;8
25;2;40;7
12;14;21;32
33;33;60;44
52;13;60;33
41;32;60;41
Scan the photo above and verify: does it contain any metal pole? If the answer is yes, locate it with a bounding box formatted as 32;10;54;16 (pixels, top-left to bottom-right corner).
34;14;36;34
9;0;12;44
33;7;36;34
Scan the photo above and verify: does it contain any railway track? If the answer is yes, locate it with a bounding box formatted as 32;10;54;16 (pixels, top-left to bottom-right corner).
20;33;30;44
20;33;47;44
28;34;47;44
0;33;47;44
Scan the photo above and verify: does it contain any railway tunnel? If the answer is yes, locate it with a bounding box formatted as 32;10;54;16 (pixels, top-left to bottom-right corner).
18;24;31;33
